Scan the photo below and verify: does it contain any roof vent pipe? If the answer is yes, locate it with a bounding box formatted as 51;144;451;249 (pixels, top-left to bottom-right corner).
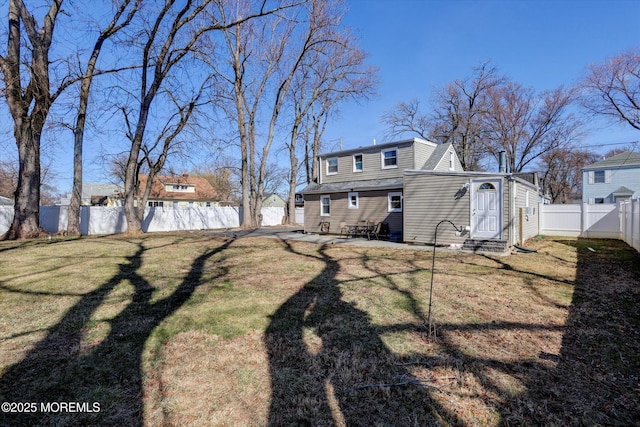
499;151;507;173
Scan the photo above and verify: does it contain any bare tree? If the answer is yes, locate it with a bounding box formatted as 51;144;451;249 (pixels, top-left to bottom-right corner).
283;3;376;224
381;62;503;171
118;0;290;234
66;0;139;236
580;47;640;131
381;99;431;141
431;62;504;171
213;0;345;227
193;161;240;205
539;147;598;203
483;83;582;173
0;0;64;239
0;160;17;199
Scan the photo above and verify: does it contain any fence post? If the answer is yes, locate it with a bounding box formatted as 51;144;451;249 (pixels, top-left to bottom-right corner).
581;202;588;238
633;200;639;251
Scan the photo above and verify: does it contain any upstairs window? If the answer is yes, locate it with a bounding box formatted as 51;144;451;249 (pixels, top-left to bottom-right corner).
382;148;398;169
327;158;338;175
353;154;363;172
594;170;605;183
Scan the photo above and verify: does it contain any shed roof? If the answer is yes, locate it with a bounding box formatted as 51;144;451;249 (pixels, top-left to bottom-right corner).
583;151;640;170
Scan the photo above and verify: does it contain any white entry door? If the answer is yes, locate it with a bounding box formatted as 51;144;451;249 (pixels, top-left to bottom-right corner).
471;179;502;239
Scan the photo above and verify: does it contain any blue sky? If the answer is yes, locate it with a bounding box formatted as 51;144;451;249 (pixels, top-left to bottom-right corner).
3;0;638;194
321;0;640;155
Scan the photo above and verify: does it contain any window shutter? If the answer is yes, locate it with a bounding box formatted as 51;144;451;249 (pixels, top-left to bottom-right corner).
605;170;611;184
588;171;594;184
589;198;595;204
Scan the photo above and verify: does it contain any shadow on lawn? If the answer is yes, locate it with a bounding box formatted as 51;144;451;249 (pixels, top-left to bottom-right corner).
265;240;457;426
433;239;640;424
265;237;640;426
0;236;232;426
502;239;640;425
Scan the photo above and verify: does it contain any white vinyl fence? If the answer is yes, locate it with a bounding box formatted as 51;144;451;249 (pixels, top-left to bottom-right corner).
620;199;640;252
539;201;640;252
0;206;285;236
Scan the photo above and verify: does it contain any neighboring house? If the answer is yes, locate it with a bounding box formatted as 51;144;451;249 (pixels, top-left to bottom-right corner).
137;173;219;207
58;183;123;206
294;193;304;207
262;193;286;208
582;151;640;204
301;137;539;249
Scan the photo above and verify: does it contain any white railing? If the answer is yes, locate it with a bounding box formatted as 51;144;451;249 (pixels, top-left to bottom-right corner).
0;206;285;236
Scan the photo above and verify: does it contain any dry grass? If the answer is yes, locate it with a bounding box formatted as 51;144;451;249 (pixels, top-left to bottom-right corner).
0;232;638;426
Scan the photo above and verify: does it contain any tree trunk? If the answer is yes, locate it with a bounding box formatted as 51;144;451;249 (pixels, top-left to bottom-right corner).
67;118;84;236
123;150;142;235
8;124;42;239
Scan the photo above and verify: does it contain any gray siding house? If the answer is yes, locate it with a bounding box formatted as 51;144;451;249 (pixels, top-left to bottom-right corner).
582;151;640;204
302;138;461;238
302;138;540;249
403;171;539;248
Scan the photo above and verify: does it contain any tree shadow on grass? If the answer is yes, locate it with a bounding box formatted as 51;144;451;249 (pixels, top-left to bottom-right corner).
500;239;640;424
266;237;640;425
419;239;640;424
0;237;232;426
264;241;458;426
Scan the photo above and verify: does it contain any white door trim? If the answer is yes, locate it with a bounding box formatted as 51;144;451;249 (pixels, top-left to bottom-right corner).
471;179;503;239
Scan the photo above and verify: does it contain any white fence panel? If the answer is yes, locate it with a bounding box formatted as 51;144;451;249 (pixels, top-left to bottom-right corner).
539;204;581;236
40;206;68;234
260;206;285;226
0;205;284;236
620;199;640;252
83;207;128;235
0;207;12;234
582;203;620;239
295;207;304;225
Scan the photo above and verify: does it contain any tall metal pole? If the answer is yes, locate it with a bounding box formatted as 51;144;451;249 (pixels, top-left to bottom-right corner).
428;220;464;336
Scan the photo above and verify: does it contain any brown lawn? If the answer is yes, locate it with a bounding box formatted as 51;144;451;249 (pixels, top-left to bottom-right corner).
0;233;638;426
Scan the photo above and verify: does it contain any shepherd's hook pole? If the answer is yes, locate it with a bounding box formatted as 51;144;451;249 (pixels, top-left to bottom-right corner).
428;220;464;335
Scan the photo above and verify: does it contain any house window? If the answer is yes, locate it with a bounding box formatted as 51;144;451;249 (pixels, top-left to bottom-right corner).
594;198;605;204
449;152;455;170
348;192;359;209
353;154;363;172
594;170;605;183
479;182;496;190
173;201;179;208
206;201;211;207
148;201;164;207
388;192;403;212
327;158;338;175
381;148;398;169
189;201;194;207
320;195;331;216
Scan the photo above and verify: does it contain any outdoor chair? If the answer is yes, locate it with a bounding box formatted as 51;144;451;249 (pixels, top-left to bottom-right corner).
339;221;349;238
367;222;383;240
